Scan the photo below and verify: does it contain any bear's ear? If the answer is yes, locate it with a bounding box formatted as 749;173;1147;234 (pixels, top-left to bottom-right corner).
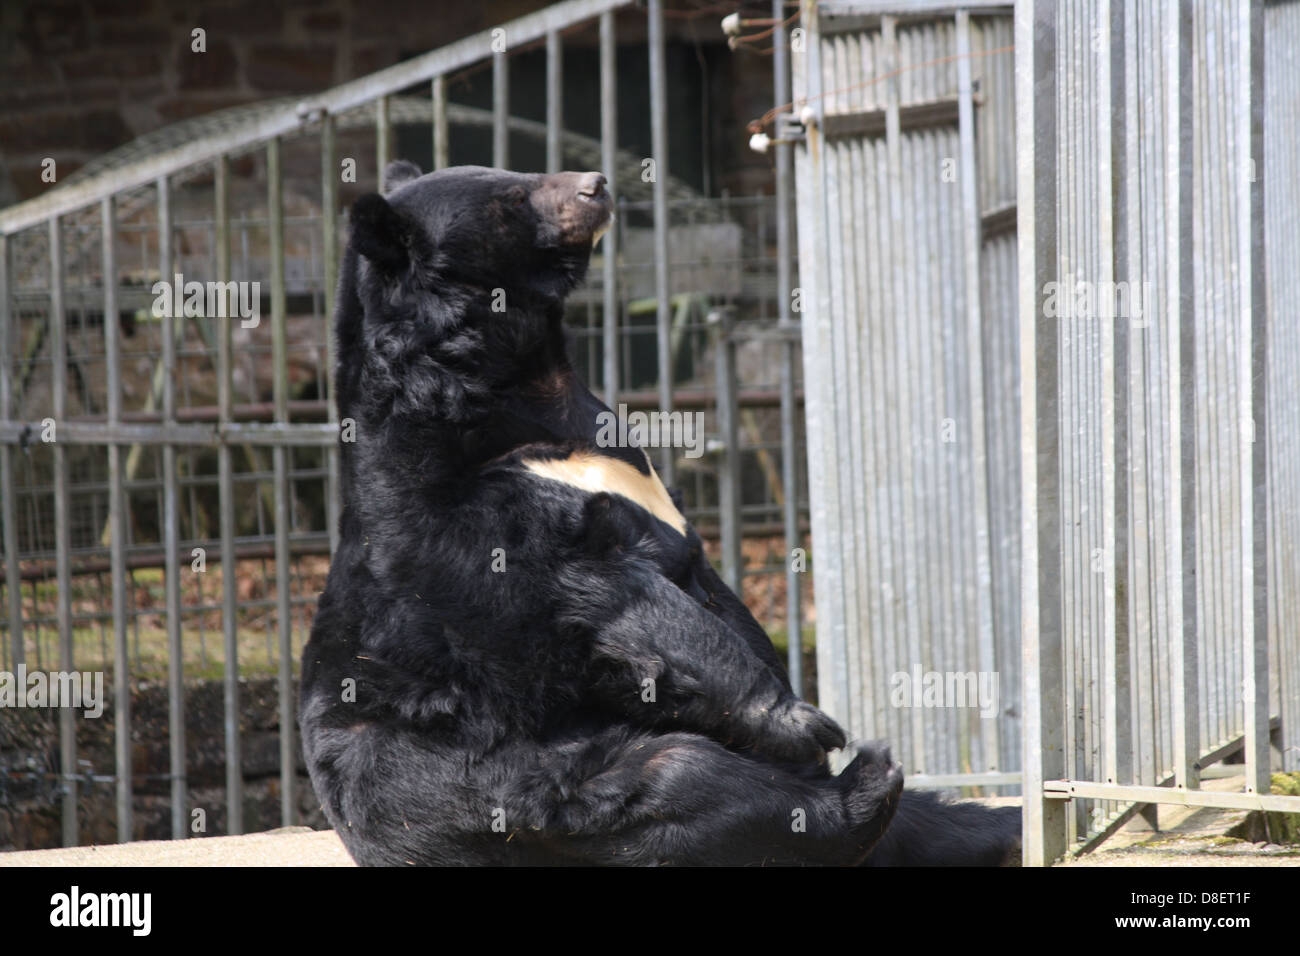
383;159;423;195
349;193;414;273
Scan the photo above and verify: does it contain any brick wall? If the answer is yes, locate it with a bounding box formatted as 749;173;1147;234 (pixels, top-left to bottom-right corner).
0;0;780;207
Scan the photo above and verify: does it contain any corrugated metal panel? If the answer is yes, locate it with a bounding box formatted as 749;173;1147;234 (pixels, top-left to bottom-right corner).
1265;0;1300;774
796;0;1300;812
1018;0;1298;862
795;5;1018;786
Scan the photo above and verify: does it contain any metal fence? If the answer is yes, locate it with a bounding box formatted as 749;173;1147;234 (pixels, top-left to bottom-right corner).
0;0;814;848
1018;0;1300;865
793;0;1300;862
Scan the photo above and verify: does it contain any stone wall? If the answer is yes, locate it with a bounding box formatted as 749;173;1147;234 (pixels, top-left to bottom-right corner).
0;677;325;851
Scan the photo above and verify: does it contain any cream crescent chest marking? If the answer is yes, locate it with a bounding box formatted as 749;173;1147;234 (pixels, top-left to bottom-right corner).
524;451;687;536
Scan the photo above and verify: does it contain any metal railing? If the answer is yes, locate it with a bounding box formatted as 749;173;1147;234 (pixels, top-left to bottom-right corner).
0;0;819;849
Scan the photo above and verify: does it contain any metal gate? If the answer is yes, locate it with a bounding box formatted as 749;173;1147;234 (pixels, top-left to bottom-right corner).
792;0;1021;789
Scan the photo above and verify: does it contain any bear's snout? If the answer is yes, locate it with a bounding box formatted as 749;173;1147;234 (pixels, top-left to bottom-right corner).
577;172;608;199
531;170;614;247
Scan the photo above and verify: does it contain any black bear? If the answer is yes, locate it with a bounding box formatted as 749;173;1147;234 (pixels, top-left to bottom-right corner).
299;161;1020;866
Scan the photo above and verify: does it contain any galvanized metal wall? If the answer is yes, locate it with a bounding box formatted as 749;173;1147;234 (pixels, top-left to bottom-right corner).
793;2;1020;787
1264;0;1300;779
1019;0;1300;865
796;0;1300;820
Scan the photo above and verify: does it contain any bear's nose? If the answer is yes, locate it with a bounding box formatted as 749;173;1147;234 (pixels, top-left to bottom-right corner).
577;172;608;198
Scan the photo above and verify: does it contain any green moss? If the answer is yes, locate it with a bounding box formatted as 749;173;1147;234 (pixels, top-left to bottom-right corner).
1205;836;1249;847
1264;772;1300;844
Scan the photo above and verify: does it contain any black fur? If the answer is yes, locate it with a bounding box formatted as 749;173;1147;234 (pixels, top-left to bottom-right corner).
300;162;1020;866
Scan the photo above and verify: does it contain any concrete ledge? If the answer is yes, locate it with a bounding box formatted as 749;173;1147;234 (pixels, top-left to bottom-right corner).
0;827;355;867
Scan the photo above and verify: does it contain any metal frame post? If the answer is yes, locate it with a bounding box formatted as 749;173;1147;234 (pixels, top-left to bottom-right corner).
376;95;391;185
432;77;450;171
1017;0;1066;866
1165;0;1199;793
1239;0;1269;795
494;45;510;168
50;213;78;847
547;30;564;173
214;154;243;835
103;196;133;842
268;136;297;827
323;115;341;557
158;174;187;840
600;11;619;409
773;0;803;695
0;234;21;672
648;0;675;486
714;309;742;593
956;8;999;773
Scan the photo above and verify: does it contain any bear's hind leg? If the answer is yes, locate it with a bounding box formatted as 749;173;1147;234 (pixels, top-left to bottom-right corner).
506;733;904;866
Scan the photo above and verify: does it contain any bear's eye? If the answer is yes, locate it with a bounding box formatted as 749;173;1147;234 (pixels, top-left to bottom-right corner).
507;186;528;207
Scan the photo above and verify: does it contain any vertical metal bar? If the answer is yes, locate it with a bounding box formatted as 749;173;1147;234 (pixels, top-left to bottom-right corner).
323;116;341;557
494;47;509;168
600;12;619;410
1265;0;1300;776
268;137;296;827
1093;0;1118;797
836;38;867;755
648;0;674;487
957;9;998;773
1109;0;1134;795
103;196;132;842
1017;0;1065;866
884;15;919;770
1166;0;1199;792
547;29;563;173
0;233;21;671
1125;0;1157;817
772;0;802;696
215;154;242;835
714;310;741;593
376;95;391;186
158;175;186;840
50;214;77;847
798;0;851;727
1240;0;1269;795
432;77;450;172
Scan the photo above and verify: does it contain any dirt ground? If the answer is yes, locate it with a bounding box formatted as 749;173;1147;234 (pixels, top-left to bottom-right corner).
1058;774;1300;868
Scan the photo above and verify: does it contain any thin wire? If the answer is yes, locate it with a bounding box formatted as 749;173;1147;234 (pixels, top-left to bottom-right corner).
747;44;1016;133
731;8;800;45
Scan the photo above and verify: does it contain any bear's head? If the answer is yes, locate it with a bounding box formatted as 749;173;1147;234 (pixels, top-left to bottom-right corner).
351;160;612;300
336;162;613;428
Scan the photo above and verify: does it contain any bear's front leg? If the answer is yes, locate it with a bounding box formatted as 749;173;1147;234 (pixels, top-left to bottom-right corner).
570;557;846;765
